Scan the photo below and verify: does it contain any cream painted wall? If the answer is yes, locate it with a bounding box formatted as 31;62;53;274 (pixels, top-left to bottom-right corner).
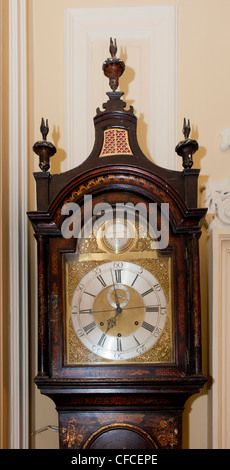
28;0;230;449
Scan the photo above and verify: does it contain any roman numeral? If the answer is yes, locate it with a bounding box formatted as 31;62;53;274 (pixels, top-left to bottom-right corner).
141;288;154;298
141;321;155;333
133;335;140;346
98;333;107;347
131;274;139;287
79;309;93;315
117;337;122;351
145;306;159;313
84;291;96;298
97;275;106;287
115;269;122;283
83;321;96;334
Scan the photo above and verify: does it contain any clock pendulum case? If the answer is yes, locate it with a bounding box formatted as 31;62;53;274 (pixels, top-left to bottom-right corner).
28;39;207;449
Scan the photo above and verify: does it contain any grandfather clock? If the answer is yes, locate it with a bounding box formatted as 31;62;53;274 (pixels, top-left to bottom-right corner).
28;39;206;449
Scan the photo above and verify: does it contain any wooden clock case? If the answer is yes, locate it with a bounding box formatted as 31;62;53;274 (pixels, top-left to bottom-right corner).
28;46;206;450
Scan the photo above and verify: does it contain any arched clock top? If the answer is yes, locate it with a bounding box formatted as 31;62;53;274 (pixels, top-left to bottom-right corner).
31;39;203;219
28;165;206;237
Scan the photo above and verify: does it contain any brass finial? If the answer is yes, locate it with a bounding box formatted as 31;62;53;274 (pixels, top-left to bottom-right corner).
102;38;125;92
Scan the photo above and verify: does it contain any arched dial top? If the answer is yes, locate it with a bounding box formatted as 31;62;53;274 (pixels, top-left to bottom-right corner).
71;261;167;361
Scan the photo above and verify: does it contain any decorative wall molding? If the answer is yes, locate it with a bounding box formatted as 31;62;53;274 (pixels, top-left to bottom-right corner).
9;0;28;449
208;230;230;448
220;128;230;151
203;176;230;447
201;177;230;230
64;6;177;172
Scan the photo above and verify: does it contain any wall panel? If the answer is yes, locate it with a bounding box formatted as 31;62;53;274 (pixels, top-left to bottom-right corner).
64;6;177;171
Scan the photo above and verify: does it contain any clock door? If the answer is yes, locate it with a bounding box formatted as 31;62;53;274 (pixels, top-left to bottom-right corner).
64;198;174;368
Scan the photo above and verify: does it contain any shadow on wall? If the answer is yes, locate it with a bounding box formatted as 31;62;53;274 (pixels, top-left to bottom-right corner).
51;125;67;174
119;47;151;161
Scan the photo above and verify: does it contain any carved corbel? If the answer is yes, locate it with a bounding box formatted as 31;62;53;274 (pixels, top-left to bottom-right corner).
201;177;230;230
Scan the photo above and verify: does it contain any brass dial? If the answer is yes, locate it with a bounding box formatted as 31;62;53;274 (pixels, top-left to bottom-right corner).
71;261;167;361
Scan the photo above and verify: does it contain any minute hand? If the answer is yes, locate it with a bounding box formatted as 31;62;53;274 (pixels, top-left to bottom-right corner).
110;269;121;311
92;305;148;314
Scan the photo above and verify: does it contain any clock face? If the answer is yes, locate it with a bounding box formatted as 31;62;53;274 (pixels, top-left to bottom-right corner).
71;261;167;361
64;206;173;365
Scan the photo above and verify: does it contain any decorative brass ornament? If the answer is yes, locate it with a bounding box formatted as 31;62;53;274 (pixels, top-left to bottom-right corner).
83;423;158;449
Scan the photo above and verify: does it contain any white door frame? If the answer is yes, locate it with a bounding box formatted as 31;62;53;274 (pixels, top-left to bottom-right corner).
202;179;230;448
8;0;28;449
